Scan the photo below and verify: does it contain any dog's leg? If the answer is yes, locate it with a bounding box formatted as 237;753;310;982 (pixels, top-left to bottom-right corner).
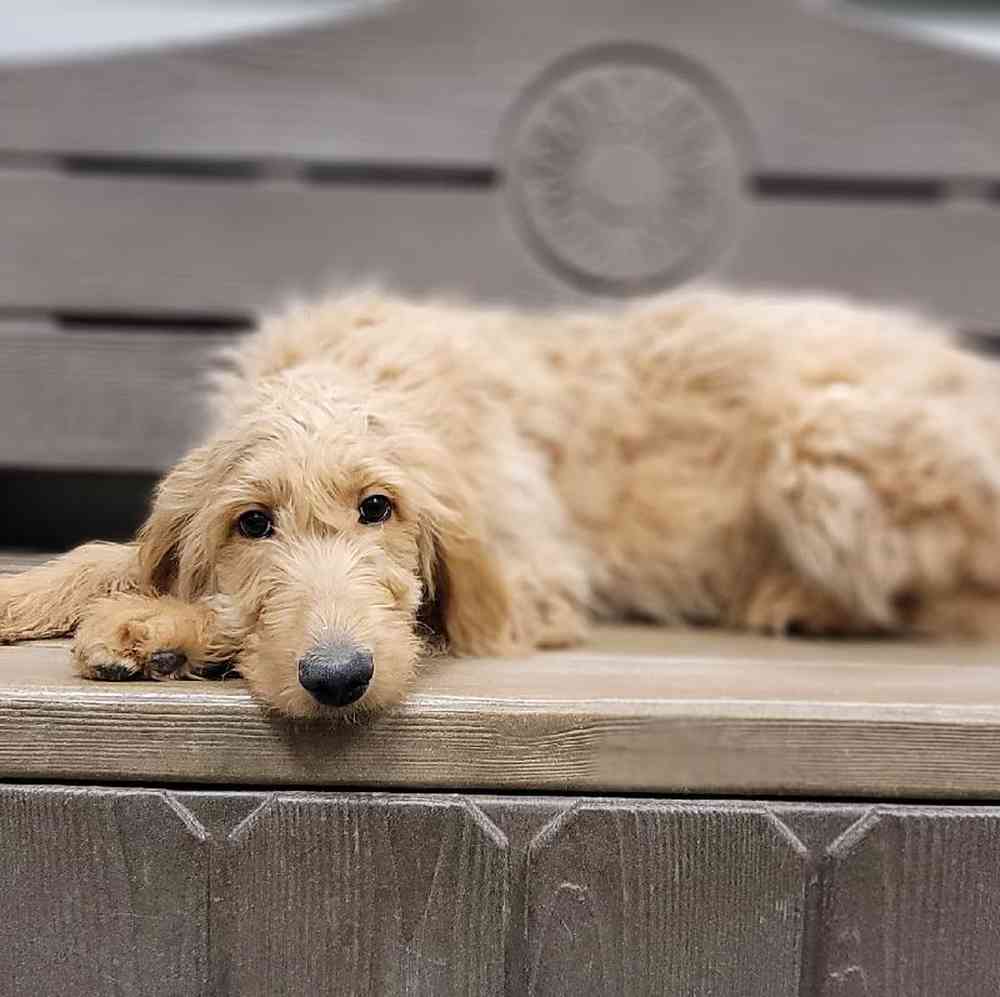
0;542;139;642
72;591;248;681
756;385;1000;637
1;544;248;679
742;569;863;637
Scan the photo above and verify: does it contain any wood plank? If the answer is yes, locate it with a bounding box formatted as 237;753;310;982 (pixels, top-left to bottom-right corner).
474;798;571;995
4;785;1000;994
0;0;998;177
0;785;210;996
0;324;230;471
0;550;51;574
4;552;1000;796
526;801;806;995
210;794;508;996
0;171;572;314
3;173;1000;326
818;809;1000;996
721;198;1000;330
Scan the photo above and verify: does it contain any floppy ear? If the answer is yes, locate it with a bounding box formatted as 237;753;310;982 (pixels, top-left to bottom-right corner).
137;444;218;598
417;487;520;657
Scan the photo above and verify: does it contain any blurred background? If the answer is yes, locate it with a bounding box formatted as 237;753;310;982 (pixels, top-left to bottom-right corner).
2;0;999;549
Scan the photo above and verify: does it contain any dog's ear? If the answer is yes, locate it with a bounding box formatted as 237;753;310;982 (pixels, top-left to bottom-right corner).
137;444;218;598
417;487;519;657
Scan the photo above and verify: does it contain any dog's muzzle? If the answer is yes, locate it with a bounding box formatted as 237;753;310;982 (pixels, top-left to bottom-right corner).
298;642;374;707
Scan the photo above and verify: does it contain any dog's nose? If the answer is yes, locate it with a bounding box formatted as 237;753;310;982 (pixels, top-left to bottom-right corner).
297;643;374;707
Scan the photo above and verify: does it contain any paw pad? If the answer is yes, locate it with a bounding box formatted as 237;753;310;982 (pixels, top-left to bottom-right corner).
91;661;141;681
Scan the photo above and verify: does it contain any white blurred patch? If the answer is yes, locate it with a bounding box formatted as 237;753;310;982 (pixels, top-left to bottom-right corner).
809;1;1000;61
0;0;390;64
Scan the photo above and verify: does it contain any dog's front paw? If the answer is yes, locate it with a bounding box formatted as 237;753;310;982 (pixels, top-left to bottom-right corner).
85;656;149;682
74;626;208;682
744;572;861;637
73;594;241;683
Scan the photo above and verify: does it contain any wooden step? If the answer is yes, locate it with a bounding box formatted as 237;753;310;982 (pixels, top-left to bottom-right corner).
3;551;1000;797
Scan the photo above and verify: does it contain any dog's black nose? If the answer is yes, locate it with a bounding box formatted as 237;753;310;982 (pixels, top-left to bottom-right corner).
298;644;374;707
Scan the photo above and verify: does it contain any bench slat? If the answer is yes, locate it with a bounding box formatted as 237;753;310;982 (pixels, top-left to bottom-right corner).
0;0;998;177
2;173;999;326
0;325;229;471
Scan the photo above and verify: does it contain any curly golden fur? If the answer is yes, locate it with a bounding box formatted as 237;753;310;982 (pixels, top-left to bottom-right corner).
4;286;1000;719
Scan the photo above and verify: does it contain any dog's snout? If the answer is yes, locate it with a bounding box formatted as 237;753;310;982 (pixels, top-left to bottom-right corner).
298;643;374;707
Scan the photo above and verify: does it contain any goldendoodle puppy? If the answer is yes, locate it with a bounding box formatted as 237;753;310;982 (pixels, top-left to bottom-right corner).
3;287;1000;719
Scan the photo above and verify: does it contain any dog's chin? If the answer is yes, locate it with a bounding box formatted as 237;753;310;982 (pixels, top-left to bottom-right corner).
238;638;422;722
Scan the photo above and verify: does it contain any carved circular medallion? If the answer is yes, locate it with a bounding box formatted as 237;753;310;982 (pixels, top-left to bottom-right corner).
503;46;747;295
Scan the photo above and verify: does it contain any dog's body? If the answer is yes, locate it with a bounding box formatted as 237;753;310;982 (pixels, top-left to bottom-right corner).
4;287;1000;718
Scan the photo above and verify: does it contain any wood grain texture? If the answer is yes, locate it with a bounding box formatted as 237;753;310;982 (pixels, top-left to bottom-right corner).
210;793;508;996
475;798;571;995
3;788;1000;995
719;198;1000;329
526;801;806;996
0;0;998;176
818;809;1000;996
2;173;999;325
0;785;209;996
4;544;1000;797
0;324;230;471
0;171;571;314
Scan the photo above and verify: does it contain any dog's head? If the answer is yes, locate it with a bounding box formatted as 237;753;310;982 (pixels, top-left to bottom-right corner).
137;365;516;719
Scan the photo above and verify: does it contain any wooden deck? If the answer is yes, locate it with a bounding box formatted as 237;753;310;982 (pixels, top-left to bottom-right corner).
5;552;1000;798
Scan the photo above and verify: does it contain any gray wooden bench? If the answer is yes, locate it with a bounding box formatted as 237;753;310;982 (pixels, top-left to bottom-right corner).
6;553;1000;994
3;3;1000;993
3;0;1000;492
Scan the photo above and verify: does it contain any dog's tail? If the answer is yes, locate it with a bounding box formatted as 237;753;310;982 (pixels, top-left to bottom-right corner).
0;542;140;643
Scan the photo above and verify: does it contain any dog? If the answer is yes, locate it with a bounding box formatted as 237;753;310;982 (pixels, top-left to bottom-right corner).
3;286;1000;720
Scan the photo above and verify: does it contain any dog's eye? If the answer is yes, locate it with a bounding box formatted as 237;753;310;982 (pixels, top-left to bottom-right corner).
237;509;274;540
358;494;393;525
